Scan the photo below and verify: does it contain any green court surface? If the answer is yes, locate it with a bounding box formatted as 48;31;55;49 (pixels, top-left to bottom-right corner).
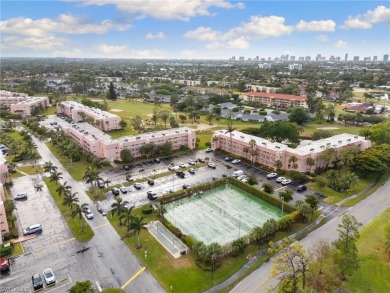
165;184;284;245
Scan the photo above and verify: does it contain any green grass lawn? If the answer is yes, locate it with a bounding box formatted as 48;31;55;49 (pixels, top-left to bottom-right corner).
307;173;375;203
301;121;361;136
196;131;214;149
43;177;94;242
342;208;390;292
17;165;44;175
10;171;24;179
42;106;57;116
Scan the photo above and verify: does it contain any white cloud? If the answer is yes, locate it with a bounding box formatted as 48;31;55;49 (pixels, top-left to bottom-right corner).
98;44;128;54
97;44;165;58
342;5;390;29
64;0;244;21
52;49;82;57
316;34;328;42
180;50;197;58
145;32;165;39
0;14;131;37
295;20;336;31
185;15;292;49
334;40;348;48
1;35;67;50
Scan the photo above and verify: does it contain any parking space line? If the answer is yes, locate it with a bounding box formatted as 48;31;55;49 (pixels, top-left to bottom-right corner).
92;223;109;230
274;186;287;191
121;267;146;290
45;274;72;293
52;237;75;247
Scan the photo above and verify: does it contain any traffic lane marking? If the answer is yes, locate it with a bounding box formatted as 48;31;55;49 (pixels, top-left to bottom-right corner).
52;237;75;247
121;267;146;290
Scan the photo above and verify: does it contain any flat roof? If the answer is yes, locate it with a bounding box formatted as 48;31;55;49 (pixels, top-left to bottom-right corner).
61;101;119;119
119;127;195;143
245;91;307;101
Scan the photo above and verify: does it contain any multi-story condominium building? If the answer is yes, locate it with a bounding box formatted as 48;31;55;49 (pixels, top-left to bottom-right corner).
258;63;272;69
172;80;201;86
56;101;121;131
0;90;29;109
212;130;371;173
245;84;280;93
61;123;196;161
288;64;303;70
10;97;49;116
241;92;307;108
0;183;10;243
0;152;8;184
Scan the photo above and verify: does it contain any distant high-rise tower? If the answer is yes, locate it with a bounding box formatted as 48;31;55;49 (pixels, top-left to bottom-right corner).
231;56;236;61
353;56;360;62
329;55;335;62
285;54;289;61
373;56;378;62
255;56;259;61
336;57;341;62
290;56;295;61
316;54;322;62
298;57;304;61
305;56;311;62
239;56;245;61
384;54;389;62
345;53;348;61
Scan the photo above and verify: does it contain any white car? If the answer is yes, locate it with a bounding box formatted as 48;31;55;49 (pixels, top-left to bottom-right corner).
84;208;94;220
238;175;248;181
208;162;216;169
120;187;128;194
232;159;241;164
188;159;196;165
188;168;196;174
43;268;56;286
267;173;278;179
178;162;187;168
168;165;179;171
281;179;292;185
276;177;286;183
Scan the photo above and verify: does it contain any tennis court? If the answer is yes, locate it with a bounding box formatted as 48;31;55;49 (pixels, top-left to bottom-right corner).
164;184;285;246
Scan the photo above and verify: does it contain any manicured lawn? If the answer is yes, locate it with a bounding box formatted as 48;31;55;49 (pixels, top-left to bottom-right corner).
18;165;44;175
196;131;214;149
307;173;375;203
10;171;24;179
42;106;57;116
8;242;23;258
301;121;361;136
101;289;126;293
342;208;390;293
43;177;94;242
3;130;24;142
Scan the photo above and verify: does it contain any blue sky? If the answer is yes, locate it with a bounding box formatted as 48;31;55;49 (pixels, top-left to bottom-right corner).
1;0;389;59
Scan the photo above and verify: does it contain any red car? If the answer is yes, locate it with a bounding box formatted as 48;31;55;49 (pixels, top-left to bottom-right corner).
0;258;10;274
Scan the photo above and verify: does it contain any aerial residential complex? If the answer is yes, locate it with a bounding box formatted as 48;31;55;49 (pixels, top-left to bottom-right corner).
241;92;308;108
212;130;371;172
61;122;196;161
56;101;122;131
0;90;49;116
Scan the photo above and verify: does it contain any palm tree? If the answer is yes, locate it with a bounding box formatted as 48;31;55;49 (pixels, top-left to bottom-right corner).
43;161;58;174
127;215;146;248
262;218;278;238
62;192;79;210
49;170;63;186
56;181;72;197
71;203;89;232
319;148;336;170
225;112;236;153
242;146;250;159
83;166;101;189
251;226;265;249
111;197;124;224
345;172;359;192
274;159;283;172
288;155;298;170
306;158;315;173
155;203;167;218
305;194;319;222
119;206;134;227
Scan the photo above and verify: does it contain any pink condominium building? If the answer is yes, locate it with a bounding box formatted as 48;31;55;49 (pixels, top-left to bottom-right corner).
212;130;371;172
62;123;196;161
10;97;49;116
241;92;308;108
56;101;121;131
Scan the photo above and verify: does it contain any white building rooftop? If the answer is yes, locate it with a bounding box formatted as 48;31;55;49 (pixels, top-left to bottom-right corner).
119;127;195;142
62;101;119;119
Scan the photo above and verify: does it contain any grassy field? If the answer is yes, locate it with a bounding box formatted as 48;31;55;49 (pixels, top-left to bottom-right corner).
342;208;390;292
42;106;57;116
300;121;361;136
10;171;24;179
18;165;44;175
307;173;376;204
43;177;94;242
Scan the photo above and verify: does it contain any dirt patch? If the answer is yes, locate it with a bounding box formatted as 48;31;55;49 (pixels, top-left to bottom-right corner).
91;99;103;102
110;109;123;112
316;127;340;130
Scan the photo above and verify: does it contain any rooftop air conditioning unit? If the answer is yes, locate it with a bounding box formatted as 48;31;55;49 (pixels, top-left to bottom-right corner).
310;148;314;151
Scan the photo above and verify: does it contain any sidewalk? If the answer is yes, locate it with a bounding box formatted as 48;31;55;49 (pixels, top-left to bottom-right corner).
10;234;36;244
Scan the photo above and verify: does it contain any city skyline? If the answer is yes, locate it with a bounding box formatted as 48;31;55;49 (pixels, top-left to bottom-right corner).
1;1;389;59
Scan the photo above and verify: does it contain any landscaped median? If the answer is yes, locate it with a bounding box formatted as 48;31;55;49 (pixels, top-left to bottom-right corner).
43;177;94;242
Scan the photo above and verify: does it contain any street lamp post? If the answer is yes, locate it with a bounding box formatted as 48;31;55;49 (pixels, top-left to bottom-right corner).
281;196;285;216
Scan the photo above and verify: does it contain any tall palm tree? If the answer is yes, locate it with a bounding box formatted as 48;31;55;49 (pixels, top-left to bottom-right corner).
49;170;63;186
111;197;124;224
251;226;265;249
242;146;250;159
56;181;72;197
43;161;58;174
288;155;298;170
127;215;146;248
71;203;89;232
306;158;315;173
274;159;283;172
225;112;236;153
119;206;134;227
62;192;79;210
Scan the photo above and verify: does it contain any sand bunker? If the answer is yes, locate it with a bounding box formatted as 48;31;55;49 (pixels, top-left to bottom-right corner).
316;127;340;130
110;109;123;112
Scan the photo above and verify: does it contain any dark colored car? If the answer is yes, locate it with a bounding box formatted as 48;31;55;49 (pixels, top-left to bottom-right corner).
225;156;233;162
147;191;157;200
176;171;185;178
123;165;131;171
153;158;161;163
182;184;191;189
32;273;43;290
97;181;105;189
134;183;142;190
198;158;205;163
111;188;120;196
297;185;307;192
14;193;28;201
148;179;154;186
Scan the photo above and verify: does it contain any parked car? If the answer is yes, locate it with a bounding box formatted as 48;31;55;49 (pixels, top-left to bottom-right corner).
134;183;142;190
84;208;94;220
176;171;185;178
123;165;131;171
120;187;128;194
205;148;213;153
225;156;233;162
14;193;28;201
0;258;10;274
188;159;196;165
267;173;278;179
188;168;196;174
281;179;292;185
208;162;216;169
232;159;241;164
198;158;206;163
168;165;179;171
126;174;134;182
238;175;247;181
32;273;43;290
297;185;307;192
147;179;155;186
153;158;161;163
212;176;218;180
276;177;286;183
178;162;186;168
112;188;120;196
147;191;157;200
121;201;134;209
182;184;191;189
23;224;42;236
42;268;56;286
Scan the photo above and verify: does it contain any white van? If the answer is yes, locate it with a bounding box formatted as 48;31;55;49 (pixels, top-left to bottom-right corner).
23;224;42;236
232;170;244;178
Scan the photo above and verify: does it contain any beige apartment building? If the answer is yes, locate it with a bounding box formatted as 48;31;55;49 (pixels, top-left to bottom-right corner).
0;90;29;108
61;123;196;161
0;183;10;243
10;97;49;116
241;92;307;108
56;101;121;131
0;153;8;184
212;130;371;172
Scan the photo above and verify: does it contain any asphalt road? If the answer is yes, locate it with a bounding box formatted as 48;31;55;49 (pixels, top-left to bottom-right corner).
231;177;390;293
2;135;165;293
